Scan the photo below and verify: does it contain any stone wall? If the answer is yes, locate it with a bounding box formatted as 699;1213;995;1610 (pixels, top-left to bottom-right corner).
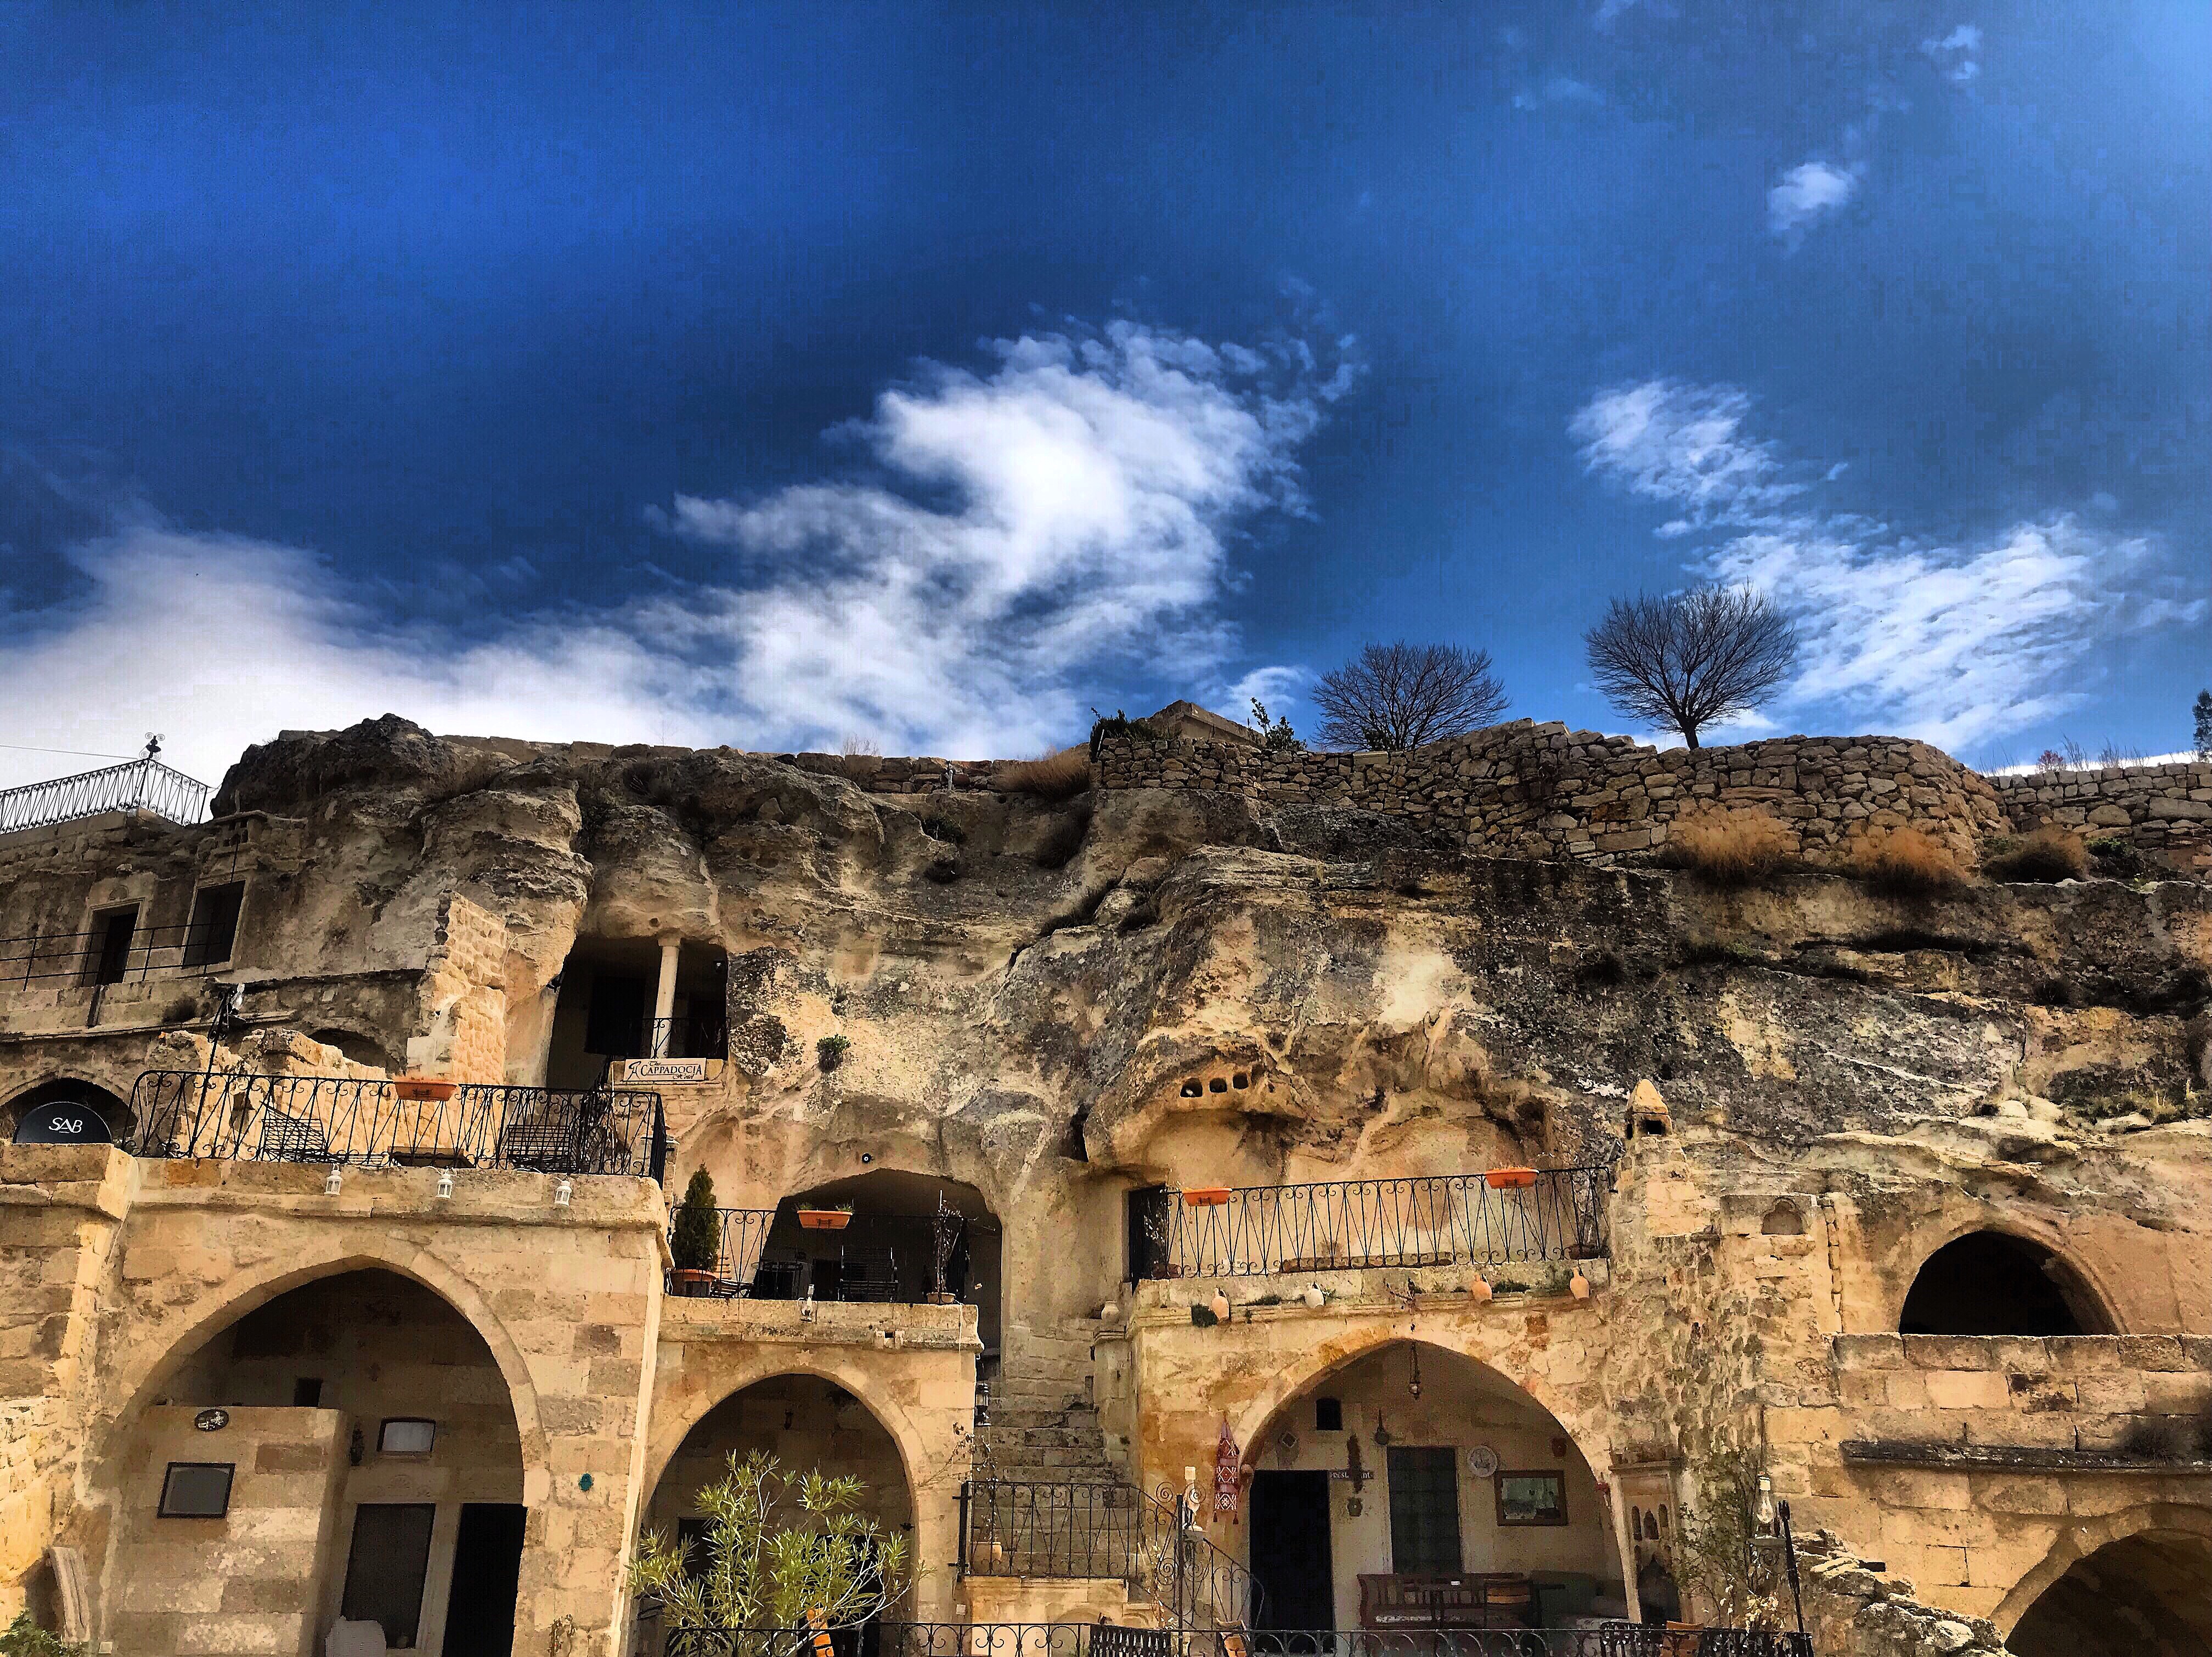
1094;721;2009;868
1989;758;2212;873
1093;720;2212;874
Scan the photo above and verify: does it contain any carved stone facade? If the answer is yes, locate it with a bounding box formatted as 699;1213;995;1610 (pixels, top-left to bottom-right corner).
2;714;2208;1655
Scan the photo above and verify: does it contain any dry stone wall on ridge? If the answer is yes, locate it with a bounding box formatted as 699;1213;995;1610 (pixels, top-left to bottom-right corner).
1094;720;2009;867
1092;719;2212;873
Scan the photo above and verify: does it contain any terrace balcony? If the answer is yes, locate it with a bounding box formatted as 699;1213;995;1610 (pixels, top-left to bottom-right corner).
125;1067;669;1180
1131;1166;1613;1297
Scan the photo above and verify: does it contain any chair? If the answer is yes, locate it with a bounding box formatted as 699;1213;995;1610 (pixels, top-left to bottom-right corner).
836;1243;899;1302
750;1251;807;1300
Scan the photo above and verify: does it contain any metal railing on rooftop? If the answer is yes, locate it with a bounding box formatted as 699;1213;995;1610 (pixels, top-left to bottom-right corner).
1150;1167;1613;1281
126;1069;668;1181
0;755;212;835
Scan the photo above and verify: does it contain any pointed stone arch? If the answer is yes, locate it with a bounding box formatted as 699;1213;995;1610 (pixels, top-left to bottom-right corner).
1995;1502;2212;1642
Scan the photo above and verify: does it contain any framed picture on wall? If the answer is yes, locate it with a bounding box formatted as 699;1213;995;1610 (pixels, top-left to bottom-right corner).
1494;1469;1567;1526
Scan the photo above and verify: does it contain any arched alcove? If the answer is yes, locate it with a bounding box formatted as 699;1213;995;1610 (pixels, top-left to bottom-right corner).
760;1170;1003;1355
3;1076;132;1144
1239;1340;1628;1633
111;1268;526;1657
639;1374;915;1653
1899;1231;2113;1336
2008;1528;2212;1656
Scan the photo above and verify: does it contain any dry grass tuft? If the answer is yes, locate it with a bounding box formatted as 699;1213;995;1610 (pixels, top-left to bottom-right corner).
1849;825;1970;897
1658;808;1798;888
995;746;1092;800
1984;825;2091;884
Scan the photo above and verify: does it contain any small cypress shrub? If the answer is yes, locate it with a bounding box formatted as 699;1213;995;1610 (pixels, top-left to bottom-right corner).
670;1169;721;1273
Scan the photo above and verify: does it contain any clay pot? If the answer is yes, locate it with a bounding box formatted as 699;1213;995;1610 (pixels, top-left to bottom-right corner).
1485;1167;1539;1190
392;1078;457;1102
798;1209;853;1230
1182;1187;1232;1207
672;1268;714;1297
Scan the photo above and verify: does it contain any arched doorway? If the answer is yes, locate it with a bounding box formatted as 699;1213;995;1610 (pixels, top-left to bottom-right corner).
759;1171;1003;1356
1240;1341;1626;1634
110;1268;527;1657
1899;1232;2113;1336
640;1375;916;1649
2008;1528;2212;1656
3;1076;131;1144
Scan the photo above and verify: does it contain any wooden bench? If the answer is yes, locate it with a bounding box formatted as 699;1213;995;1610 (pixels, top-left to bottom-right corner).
1358;1572;1533;1631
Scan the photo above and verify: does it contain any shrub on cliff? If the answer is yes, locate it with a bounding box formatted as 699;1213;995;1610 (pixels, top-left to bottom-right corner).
1848;825;1968;897
1657;808;1798;887
996;746;1091;800
1984;826;2090;883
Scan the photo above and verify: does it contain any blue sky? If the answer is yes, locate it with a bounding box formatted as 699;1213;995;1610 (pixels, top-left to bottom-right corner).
2;0;2205;785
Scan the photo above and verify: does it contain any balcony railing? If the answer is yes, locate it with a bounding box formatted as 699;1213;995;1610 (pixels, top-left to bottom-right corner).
667;1207;778;1296
1150;1167;1613;1280
960;1481;1261;1632
1;920;234;986
653;1625;1815;1657
126;1070;667;1180
665;1206;980;1303
0;755;212;835
646;1014;728;1060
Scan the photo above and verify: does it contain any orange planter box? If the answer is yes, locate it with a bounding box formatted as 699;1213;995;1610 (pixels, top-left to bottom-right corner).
1182;1187;1232;1207
1484;1167;1539;1190
392;1078;457;1103
797;1209;853;1230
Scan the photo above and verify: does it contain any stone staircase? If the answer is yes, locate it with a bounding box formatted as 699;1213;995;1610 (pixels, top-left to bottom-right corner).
969;1317;1135;1581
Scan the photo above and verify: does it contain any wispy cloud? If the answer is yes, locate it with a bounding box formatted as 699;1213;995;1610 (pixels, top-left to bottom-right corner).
1921;24;1983;84
1513;76;1606;112
1572;378;2200;755
1767;160;1863;240
0;323;1352;788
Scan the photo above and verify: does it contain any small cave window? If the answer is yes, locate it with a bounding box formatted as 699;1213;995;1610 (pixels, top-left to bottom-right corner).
182;883;245;968
82;906;140;986
1232;1072;1250;1089
1180;1079;1204;1098
1314;1397;1344;1433
1761;1202;1805;1237
1900;1231;2111;1337
1208;1077;1228;1094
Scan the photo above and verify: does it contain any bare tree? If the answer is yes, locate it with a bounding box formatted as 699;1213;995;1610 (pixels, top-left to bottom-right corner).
1583;586;1798;748
1311;642;1509;751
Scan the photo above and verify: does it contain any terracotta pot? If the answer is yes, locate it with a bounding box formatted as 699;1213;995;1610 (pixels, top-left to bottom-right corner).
672;1268;714;1297
1485;1166;1539;1190
1662;1623;1706;1657
392;1078;457;1103
1182;1186;1232;1207
797;1209;853;1230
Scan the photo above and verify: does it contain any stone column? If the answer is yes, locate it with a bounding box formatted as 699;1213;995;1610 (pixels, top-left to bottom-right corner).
652;937;680;1055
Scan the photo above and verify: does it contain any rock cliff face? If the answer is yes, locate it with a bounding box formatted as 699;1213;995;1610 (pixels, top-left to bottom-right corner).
7;714;2208;1651
201;719;2212;1286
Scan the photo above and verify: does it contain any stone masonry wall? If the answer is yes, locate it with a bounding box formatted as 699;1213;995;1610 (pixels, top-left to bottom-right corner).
1989;757;2212;873
1095;721;2009;868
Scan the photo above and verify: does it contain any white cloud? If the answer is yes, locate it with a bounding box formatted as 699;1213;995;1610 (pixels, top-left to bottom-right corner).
1571;378;2191;756
1213;665;1310;731
1921;24;1982;84
1513;77;1606;111
0;322;1349;790
1569;381;1804;528
1767;160;1862;239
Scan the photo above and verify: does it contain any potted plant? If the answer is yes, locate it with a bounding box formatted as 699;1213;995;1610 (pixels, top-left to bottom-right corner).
798;1202;854;1230
669;1170;721;1295
392;1077;457;1103
1182;1186;1232;1207
1485;1166;1539;1190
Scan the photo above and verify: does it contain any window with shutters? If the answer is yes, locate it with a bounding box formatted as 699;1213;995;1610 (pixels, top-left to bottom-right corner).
1386;1446;1462;1574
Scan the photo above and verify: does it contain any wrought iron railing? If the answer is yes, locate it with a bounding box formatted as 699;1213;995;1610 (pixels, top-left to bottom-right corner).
650;1624;1814;1657
126;1070;667;1180
959;1481;1261;1632
0;755;212;835
667;1207;778;1296
1155;1168;1612;1280
646;1014;729;1059
1;920;236;985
